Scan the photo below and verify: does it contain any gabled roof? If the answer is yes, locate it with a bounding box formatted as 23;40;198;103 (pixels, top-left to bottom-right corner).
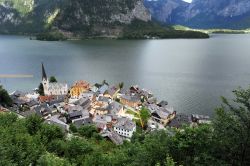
153;110;170;119
158;100;168;107
98;84;109;94
46;115;69;131
94;115;112;124
68;110;83;118
105;85;119;96
107;131;124;145
97;96;110;103
148;104;175;119
107;101;123;115
114;117;136;131
74;97;91;109
72;117;93;128
10;90;26;97
68;105;83;112
26;100;39;107
36;104;52;114
120;94;141;102
168;114;192;128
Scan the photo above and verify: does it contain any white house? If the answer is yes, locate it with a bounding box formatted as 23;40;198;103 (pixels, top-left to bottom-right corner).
113;117;136;138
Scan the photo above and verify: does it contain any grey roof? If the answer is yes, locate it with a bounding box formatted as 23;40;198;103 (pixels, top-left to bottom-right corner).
46;115;69;131
158;100;168;107
81;92;95;99
98;96;110;103
153;110;170;119
108;131;123;145
147;97;157;104
94;115;112;124
120;94;141;102
168;114;192;128
107;101;123;115
96;123;106;130
69;111;82;119
47;95;66;106
106;85;119;96
139;89;153;98
114;118;136;131
147;104;160;114
32;104;52;117
12;98;27;106
26;100;39;107
98;84;109;94
10;90;26;97
19;109;37;117
68;105;83;112
147;104;174;119
68;108;89;119
73;117;93;128
74;97;91;109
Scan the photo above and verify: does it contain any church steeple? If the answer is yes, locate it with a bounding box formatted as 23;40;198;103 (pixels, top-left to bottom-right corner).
42;63;47;80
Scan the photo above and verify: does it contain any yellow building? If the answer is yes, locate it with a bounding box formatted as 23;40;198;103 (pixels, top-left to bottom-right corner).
70;80;90;99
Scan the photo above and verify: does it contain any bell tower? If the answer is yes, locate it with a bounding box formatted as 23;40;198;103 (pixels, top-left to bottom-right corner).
42;63;49;95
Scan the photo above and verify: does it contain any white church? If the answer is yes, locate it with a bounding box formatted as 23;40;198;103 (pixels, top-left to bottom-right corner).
42;63;68;96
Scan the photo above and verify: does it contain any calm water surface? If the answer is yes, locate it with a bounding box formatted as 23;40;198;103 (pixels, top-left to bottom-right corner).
1;34;250;116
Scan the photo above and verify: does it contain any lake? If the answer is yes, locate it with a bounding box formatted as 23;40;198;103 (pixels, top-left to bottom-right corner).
1;34;250;116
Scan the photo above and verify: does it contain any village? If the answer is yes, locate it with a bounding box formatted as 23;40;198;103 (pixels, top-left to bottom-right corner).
4;64;210;145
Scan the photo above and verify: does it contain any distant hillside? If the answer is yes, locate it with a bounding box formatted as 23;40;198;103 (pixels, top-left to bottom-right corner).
144;0;250;29
0;0;151;37
0;0;209;39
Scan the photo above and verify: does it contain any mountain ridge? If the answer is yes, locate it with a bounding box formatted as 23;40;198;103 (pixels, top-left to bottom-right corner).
0;0;151;36
145;0;250;29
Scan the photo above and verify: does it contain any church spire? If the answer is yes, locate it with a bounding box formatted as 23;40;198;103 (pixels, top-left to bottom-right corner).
42;63;47;80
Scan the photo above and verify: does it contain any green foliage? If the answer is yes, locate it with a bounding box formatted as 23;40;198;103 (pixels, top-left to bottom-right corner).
170;125;216;165
121;20;209;39
0;114;45;166
165;155;176;166
1;86;250;165
212;87;250;166
25;114;43;135
36;31;67;41
119;82;124;89
38;83;45;96
0;0;34;15
0;113;18;127
69;124;78;133
47;139;68;157
78;125;99;138
65;138;94;164
49;76;57;83
140;107;151;126
39;124;65;145
37;153;73;166
0;85;13;107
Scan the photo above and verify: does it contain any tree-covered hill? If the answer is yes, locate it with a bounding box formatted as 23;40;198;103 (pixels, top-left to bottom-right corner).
0;0;208;39
0;86;249;165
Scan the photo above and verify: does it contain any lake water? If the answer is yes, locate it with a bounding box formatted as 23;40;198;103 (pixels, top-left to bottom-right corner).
1;34;250;116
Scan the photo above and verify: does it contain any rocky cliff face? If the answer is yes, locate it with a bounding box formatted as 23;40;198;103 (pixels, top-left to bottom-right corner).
0;0;151;36
55;0;151;36
144;0;188;23
145;0;250;29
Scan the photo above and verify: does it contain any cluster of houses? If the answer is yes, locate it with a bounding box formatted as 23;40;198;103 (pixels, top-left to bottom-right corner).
8;64;210;145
